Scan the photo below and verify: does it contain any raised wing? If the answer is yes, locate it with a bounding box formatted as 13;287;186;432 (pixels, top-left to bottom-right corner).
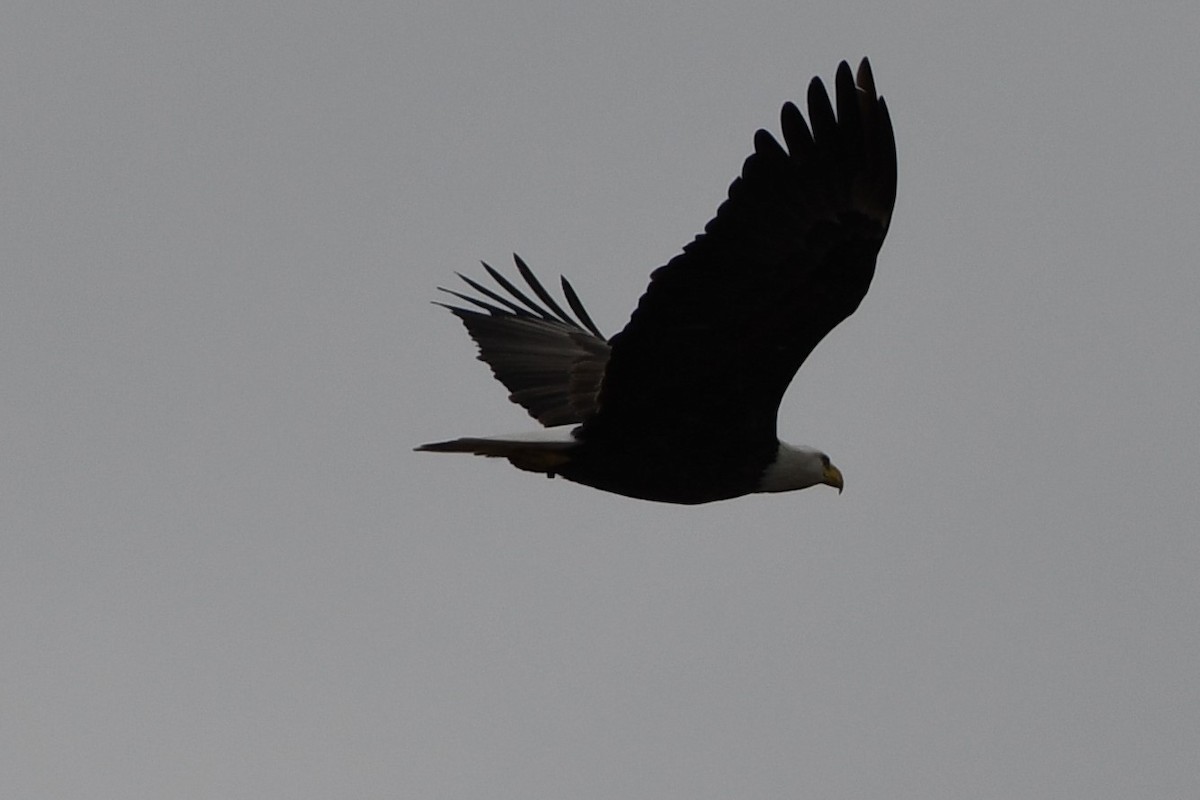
435;255;610;427
586;59;896;444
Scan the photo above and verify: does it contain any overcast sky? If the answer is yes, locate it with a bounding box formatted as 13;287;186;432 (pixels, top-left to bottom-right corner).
3;2;1198;798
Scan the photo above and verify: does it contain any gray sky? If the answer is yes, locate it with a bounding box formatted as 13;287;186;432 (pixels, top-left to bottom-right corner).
3;2;1198;798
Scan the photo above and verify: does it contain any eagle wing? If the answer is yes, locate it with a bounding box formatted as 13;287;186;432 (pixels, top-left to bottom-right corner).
585;59;896;444
435;256;610;427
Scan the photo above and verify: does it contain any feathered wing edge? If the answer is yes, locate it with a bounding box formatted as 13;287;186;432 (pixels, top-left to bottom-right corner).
587;59;895;440
432;255;610;427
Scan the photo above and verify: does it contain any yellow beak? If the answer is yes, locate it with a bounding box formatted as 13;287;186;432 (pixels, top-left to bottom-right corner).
822;463;844;494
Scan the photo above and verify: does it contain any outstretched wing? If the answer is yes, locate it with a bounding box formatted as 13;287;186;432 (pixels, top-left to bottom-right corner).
586;59;896;444
435;255;610;427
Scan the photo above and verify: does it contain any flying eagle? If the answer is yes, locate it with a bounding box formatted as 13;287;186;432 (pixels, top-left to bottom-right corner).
417;59;896;504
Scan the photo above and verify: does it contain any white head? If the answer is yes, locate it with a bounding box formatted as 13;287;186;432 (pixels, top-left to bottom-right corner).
757;442;844;494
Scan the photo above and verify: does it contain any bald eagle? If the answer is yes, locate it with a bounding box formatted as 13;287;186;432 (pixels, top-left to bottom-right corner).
417;59;896;504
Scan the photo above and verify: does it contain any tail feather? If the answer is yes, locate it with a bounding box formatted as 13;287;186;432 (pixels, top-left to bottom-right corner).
415;431;576;474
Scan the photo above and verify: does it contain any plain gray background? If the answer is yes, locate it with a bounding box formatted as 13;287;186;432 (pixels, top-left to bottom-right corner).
3;2;1198;798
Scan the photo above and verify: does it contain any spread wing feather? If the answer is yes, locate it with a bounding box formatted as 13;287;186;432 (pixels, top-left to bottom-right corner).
584;58;896;444
434;256;609;426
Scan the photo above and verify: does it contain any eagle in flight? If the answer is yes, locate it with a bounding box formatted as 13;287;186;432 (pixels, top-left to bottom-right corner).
418;59;897;504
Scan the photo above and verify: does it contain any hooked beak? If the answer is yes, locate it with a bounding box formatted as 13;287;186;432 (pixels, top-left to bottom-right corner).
822;463;844;494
